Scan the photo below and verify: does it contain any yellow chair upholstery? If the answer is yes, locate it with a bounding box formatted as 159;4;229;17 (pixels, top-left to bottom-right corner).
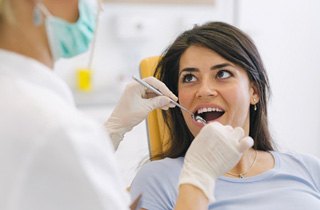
139;56;170;160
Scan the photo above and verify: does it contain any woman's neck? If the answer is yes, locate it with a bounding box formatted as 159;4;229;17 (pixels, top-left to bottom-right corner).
225;149;275;178
226;148;257;178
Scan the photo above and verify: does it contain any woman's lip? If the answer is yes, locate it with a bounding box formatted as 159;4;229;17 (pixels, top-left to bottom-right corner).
192;103;225;114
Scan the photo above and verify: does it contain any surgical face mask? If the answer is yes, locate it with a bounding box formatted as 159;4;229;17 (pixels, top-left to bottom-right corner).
34;0;98;61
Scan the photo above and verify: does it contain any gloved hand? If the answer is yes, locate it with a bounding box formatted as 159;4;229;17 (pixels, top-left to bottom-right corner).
105;77;178;149
178;122;254;203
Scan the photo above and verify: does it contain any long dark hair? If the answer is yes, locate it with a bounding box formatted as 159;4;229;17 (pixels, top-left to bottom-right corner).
154;22;274;159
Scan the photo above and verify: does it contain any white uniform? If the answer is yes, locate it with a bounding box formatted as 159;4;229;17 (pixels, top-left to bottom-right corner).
0;49;130;210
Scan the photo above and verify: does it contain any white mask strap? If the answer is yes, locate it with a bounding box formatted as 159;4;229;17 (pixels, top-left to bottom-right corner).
36;2;52;17
33;2;51;26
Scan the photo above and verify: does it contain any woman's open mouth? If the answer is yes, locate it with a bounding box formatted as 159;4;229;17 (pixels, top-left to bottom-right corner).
194;107;225;123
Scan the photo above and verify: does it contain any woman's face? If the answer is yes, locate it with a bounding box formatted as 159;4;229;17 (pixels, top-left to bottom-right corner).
178;45;258;136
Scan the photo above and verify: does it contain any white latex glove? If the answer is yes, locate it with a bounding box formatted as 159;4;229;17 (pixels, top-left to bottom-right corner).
178;122;254;203
105;77;178;149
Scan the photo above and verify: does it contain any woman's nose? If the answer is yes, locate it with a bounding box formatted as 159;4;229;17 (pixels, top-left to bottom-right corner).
195;79;218;98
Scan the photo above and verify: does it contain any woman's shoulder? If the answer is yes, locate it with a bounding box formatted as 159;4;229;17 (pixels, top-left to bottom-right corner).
130;157;184;190
135;157;184;179
274;150;320;165
273;150;320;190
273;150;320;175
130;157;184;209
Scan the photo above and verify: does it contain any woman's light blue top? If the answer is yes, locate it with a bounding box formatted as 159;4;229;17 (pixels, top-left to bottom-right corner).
130;151;320;210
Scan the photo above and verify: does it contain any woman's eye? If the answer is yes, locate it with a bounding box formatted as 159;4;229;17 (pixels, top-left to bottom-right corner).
182;73;196;83
216;70;232;79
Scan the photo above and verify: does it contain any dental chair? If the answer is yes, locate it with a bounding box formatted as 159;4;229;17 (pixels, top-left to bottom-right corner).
139;56;170;161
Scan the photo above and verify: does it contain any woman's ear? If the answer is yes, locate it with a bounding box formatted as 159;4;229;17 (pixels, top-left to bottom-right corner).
249;82;260;105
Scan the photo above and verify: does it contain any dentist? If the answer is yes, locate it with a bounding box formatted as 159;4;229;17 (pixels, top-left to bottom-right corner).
0;0;252;209
0;0;131;209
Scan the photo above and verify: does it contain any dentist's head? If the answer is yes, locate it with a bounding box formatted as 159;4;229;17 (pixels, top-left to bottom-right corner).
0;0;98;68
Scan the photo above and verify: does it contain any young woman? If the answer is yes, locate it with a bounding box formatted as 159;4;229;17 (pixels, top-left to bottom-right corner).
128;22;320;209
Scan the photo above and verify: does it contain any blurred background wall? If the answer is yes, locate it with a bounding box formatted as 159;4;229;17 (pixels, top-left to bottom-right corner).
54;0;320;186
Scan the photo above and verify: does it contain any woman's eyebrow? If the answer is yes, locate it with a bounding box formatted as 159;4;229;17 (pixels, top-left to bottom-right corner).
179;63;235;76
211;63;234;70
178;68;198;77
